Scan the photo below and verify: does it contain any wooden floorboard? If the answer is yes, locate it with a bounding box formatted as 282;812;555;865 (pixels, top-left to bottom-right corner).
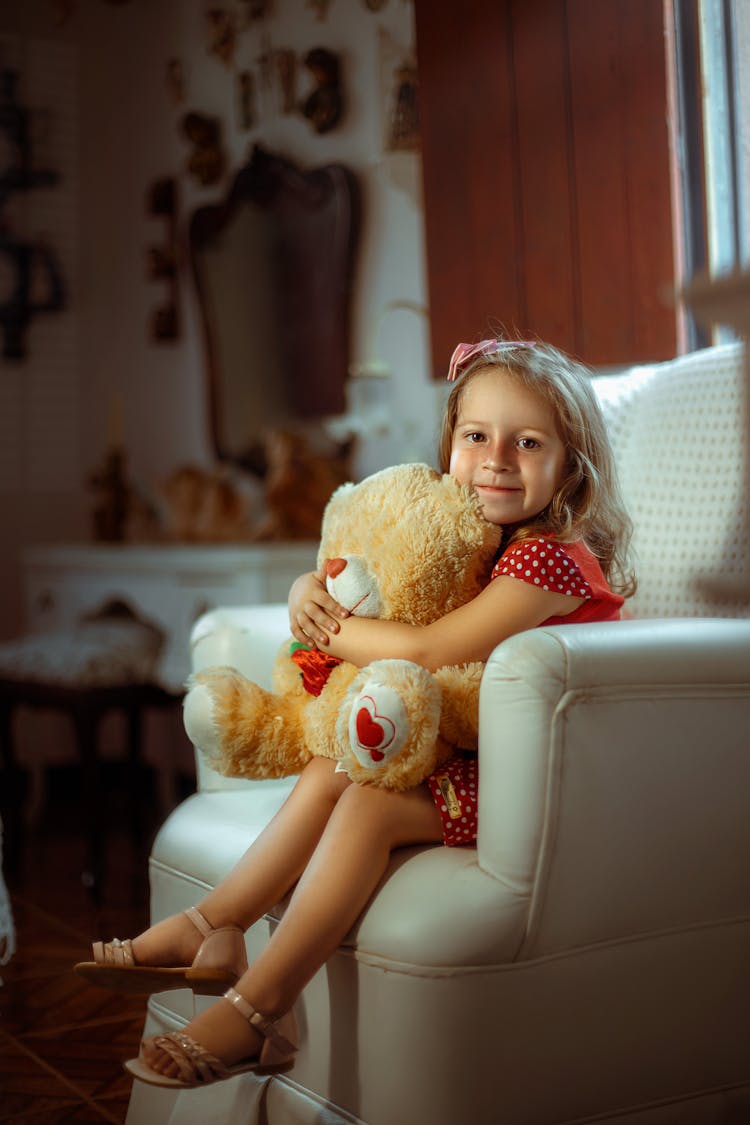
1;763;193;1124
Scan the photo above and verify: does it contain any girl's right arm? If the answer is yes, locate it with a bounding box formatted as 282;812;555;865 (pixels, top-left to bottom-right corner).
288;569;349;647
320;575;583;671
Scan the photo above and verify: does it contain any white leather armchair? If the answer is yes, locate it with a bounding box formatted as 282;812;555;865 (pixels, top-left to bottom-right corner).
126;342;750;1125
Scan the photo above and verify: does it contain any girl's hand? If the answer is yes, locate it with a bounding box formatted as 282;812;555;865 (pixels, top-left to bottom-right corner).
288;567;349;647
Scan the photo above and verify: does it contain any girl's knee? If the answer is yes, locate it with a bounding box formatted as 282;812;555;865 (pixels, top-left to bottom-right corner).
298;756;350;802
335;780;403;835
336;781;441;847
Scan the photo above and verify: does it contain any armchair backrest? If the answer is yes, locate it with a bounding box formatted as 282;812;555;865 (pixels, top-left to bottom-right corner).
592;341;750;619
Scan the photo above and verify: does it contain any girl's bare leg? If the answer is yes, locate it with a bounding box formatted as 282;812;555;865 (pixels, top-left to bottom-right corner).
130;757;351;967
143;774;442;1075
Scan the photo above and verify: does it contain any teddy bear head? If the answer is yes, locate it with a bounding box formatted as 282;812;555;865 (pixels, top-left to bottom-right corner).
318;463;502;626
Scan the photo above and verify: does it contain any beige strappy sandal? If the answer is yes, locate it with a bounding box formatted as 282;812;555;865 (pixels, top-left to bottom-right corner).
74;906;248;996
124;986;299;1087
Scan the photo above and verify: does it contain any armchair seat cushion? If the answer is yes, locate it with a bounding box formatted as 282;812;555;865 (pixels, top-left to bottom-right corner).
151;788;528;968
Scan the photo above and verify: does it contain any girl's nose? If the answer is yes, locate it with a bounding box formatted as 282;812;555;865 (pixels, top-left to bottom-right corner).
483;442;512;470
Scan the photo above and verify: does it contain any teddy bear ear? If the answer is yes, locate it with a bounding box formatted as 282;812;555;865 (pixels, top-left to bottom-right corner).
326;480;356;508
318;479;356;560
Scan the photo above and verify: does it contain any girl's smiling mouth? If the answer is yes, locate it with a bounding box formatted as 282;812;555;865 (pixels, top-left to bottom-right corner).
475;484;522;493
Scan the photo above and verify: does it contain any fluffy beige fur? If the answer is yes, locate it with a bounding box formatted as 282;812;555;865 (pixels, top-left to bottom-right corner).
193;463;502;790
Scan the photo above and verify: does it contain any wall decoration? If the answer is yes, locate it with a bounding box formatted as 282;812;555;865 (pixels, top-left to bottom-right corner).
378;28;419;157
145;177;179;343
306;0;333;19
205;5;237;66
237;0;272;25
0;239;66;360
0;66;65;361
0;68;59;207
275;49;296;114
237;70;257;130
166;57;187;105
181;110;226;186
386;57;419;151
256;32;275;92
300;48;343;134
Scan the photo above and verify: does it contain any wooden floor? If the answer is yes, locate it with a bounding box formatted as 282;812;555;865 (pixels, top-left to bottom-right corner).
1;763;192;1124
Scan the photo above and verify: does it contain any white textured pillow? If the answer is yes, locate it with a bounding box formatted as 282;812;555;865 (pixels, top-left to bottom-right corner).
594;342;750;619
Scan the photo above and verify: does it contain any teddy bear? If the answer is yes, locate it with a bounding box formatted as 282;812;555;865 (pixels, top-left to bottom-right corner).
186;463;502;791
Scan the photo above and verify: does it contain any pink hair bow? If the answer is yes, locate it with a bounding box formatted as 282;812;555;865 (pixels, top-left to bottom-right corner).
447;339;536;382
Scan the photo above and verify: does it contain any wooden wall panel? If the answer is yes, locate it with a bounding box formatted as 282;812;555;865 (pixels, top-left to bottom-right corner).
512;0;578;353
567;0;634;361
415;0;678;373
620;0;680;358
415;0;521;375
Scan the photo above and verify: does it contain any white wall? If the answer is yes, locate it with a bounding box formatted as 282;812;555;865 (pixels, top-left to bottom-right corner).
0;0;441;637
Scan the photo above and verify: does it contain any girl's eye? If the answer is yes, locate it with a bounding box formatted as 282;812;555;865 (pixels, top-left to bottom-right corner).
466;432;485;444
518;437;540;451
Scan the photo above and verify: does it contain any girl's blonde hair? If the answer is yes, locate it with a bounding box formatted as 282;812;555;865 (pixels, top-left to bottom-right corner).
438;341;637;597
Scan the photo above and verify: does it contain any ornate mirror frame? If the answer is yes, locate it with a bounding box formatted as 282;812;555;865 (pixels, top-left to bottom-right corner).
189;144;361;473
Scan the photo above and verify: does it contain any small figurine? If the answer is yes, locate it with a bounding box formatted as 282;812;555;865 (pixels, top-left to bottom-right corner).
88;448;131;543
253;429;353;542
160;465;253;543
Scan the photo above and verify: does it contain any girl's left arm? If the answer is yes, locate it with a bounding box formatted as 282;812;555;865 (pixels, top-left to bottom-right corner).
322;577;582;671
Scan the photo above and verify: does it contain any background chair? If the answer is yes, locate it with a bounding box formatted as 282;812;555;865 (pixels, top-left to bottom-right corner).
0;602;177;899
126;341;750;1125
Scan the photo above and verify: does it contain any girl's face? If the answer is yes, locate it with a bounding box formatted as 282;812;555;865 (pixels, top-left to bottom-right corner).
449;367;567;527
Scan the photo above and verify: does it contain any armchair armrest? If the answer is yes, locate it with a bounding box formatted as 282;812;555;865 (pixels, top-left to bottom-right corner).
478;617;750;959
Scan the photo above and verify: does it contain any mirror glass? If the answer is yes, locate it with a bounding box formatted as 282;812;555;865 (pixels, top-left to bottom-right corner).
189;145;360;472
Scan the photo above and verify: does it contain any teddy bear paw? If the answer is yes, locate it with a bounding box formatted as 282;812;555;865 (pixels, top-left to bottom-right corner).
347;681;408;767
336;660;442;788
183;680;221;757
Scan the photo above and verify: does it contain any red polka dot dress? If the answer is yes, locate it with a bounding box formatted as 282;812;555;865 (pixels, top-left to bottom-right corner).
427;537;624;846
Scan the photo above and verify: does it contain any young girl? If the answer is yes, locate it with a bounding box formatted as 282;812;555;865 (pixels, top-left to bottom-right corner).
75;338;635;1088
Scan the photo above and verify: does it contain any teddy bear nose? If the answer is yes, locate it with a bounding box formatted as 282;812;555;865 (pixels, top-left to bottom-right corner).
326;558;347;579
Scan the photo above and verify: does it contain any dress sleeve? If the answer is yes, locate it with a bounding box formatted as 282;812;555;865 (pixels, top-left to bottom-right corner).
491;538;593;599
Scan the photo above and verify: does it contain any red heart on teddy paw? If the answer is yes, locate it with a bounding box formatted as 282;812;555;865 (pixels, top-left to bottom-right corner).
355;699;395;754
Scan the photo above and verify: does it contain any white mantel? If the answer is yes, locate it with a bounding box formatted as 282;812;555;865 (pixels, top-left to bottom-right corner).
23;542;318;693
